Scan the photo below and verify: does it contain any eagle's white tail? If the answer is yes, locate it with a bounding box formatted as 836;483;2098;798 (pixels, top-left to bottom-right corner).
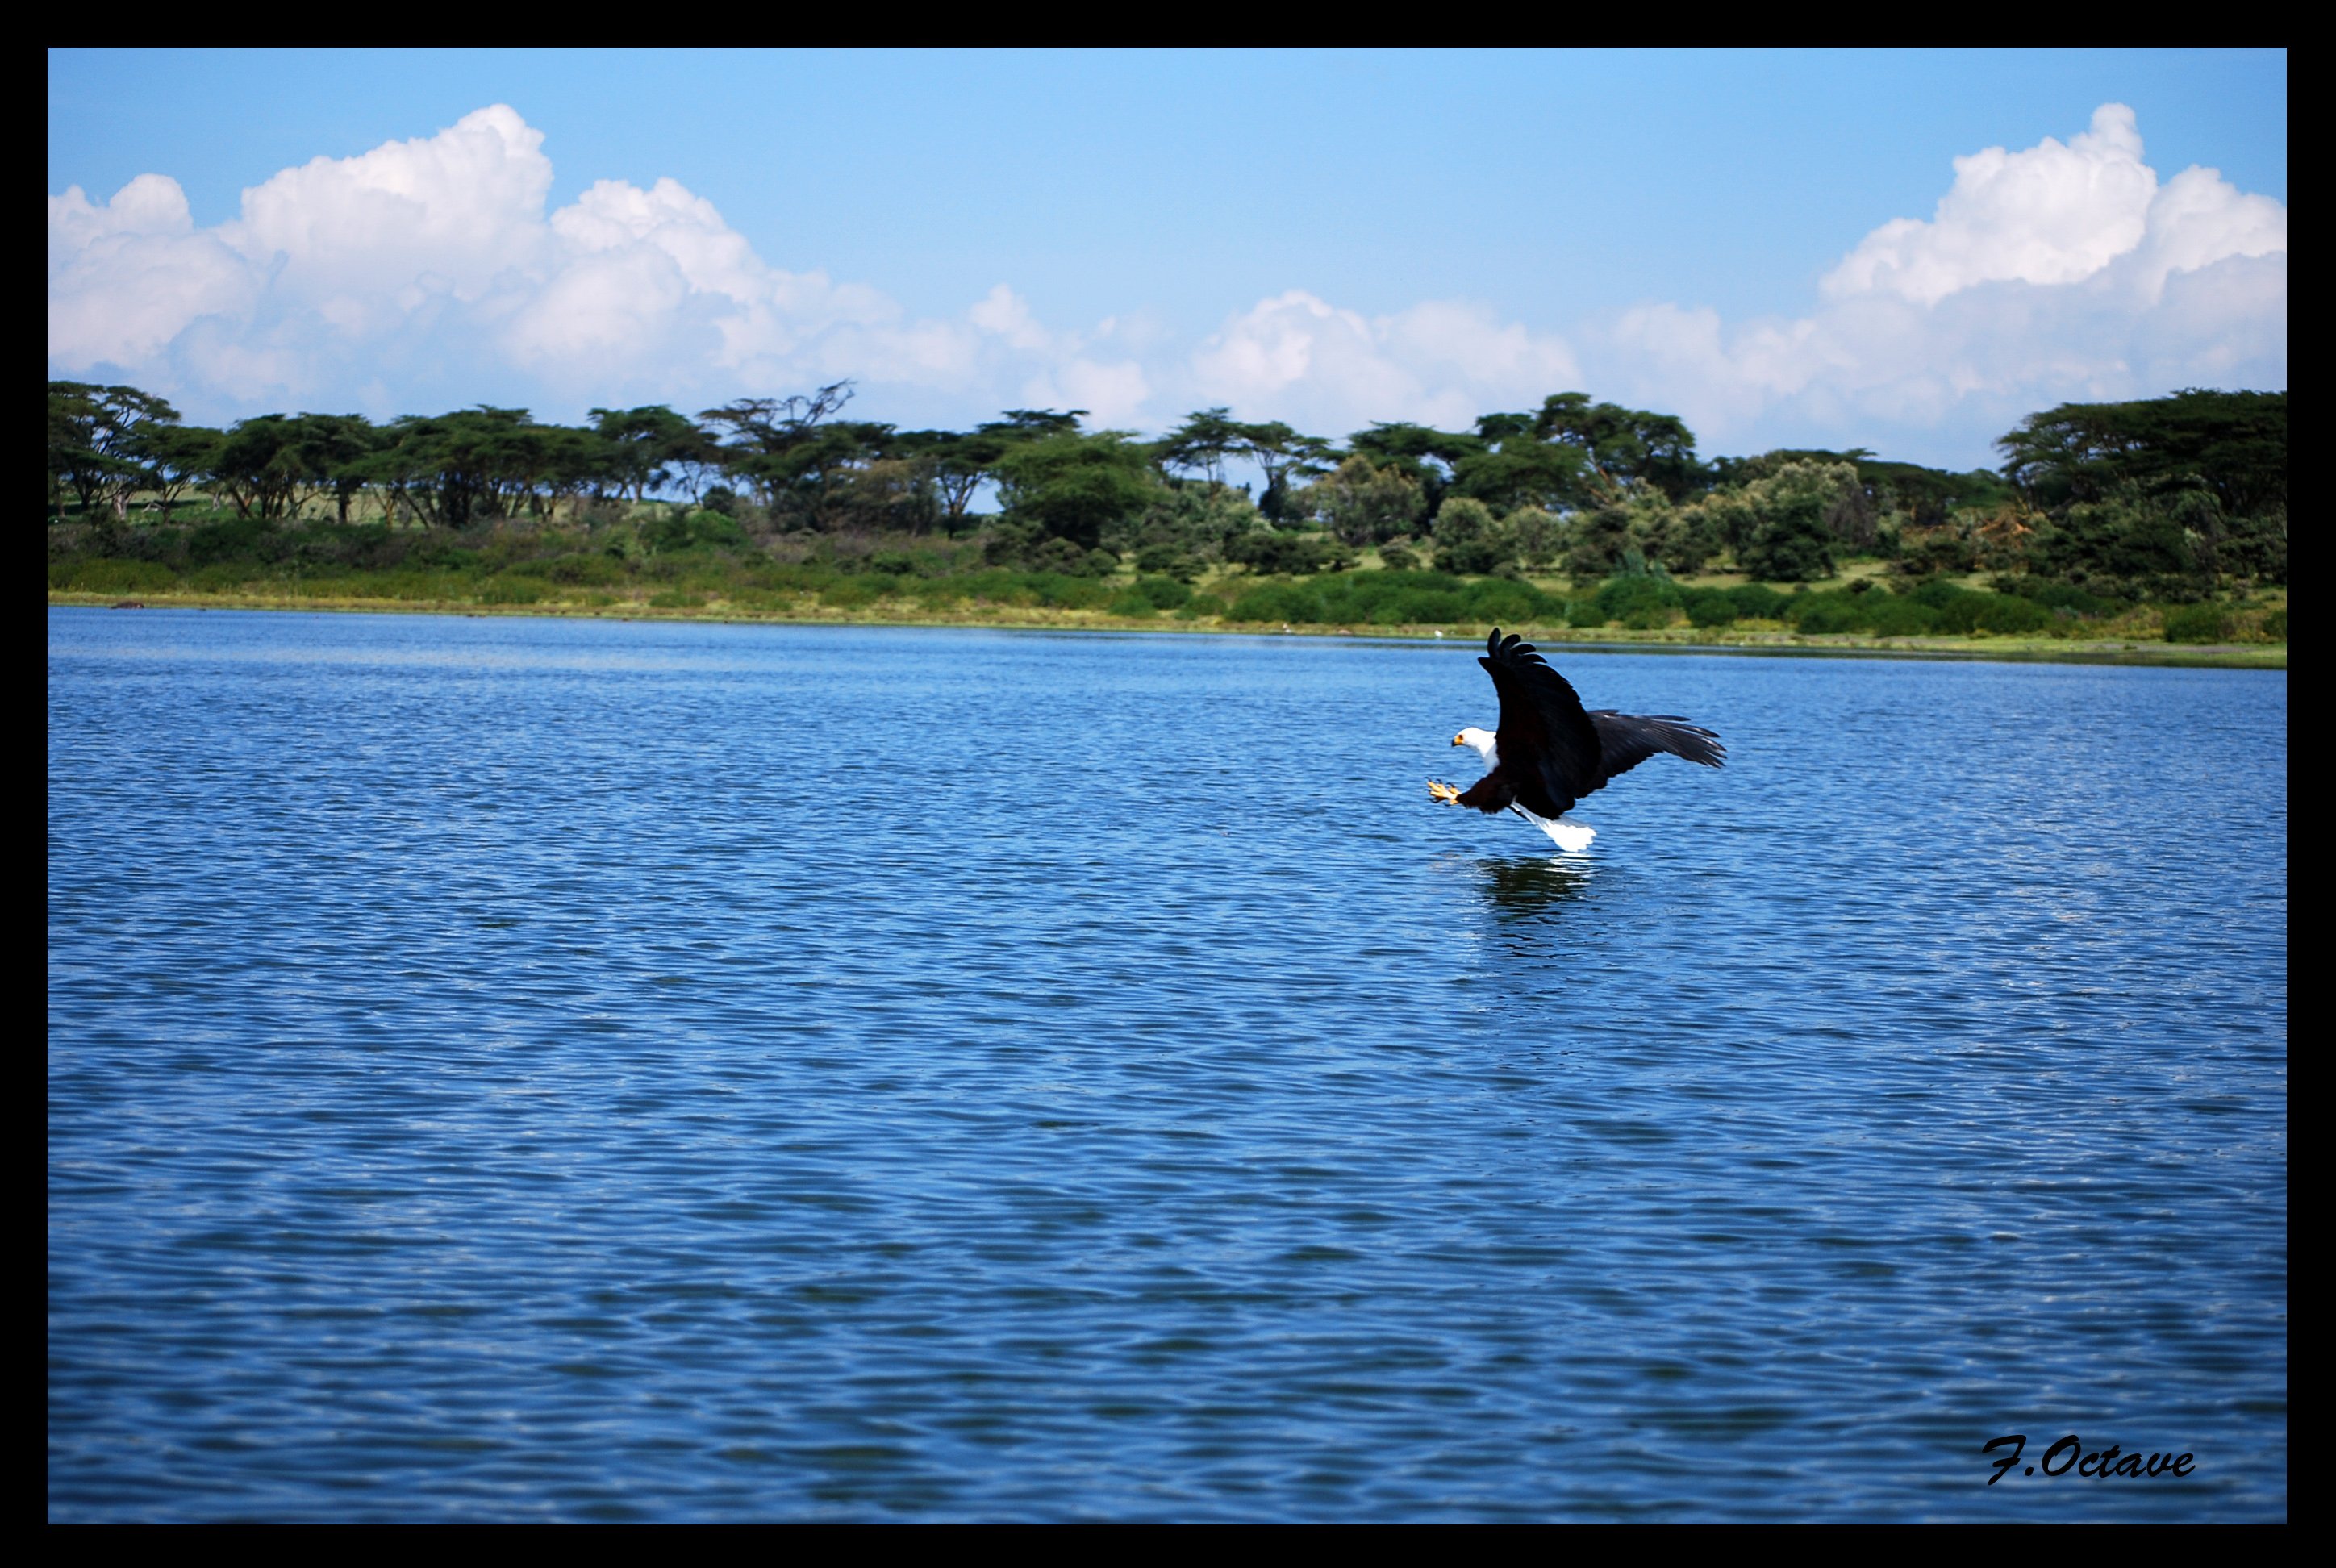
1526;812;1596;852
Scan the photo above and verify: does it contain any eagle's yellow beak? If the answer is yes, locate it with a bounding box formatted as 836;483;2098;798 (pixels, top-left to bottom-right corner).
1451;734;1466;746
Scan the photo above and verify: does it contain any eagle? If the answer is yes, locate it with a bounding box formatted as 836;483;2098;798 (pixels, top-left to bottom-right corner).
1428;628;1725;851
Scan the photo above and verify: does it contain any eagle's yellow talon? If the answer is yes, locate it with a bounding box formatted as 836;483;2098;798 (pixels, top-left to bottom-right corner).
1427;779;1462;804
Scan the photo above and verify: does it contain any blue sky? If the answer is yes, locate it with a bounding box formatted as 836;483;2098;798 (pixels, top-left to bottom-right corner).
48;48;2287;472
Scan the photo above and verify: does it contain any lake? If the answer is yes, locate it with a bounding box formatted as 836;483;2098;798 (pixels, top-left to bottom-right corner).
47;607;2288;1520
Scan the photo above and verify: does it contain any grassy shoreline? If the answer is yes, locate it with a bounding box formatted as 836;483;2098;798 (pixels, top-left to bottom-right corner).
48;589;2287;669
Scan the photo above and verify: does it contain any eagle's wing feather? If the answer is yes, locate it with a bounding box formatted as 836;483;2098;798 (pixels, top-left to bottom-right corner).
1586;711;1727;793
1480;630;1602;816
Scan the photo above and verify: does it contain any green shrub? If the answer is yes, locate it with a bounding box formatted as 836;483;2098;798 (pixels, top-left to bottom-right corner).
1429;498;1512;576
1133;574;1191;610
905;577;966;607
1389;589;1467;624
1792;591;1866;635
1108;590;1158;616
1973;594;2054;635
820;580;882;609
2163;603;2234;644
1728;584;1789;621
644;509;748;553
1732;461;1853;581
1225;531;1353;575
1866;596;1938;636
365;570;472;601
1739;506;1834;581
407;543;482;573
1028;573;1112;610
1937;595;1986;634
953;569;1039;607
2008;579;2118;615
1174;593;1226;619
2030;492;2200;589
1683;588;1738;628
1226;583;1328;623
287;575;366;599
183;561;257;593
1133;541;1201;580
754;564;837;598
55;557;180;594
1593;573;1682;625
2262;608;2288;641
1464;579;1554;626
482;577;548;605
544;553;628;586
1261;568;1550;631
186;515;275;565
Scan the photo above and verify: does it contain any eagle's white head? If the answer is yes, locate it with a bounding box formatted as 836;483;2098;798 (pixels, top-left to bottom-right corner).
1454;727;1498;765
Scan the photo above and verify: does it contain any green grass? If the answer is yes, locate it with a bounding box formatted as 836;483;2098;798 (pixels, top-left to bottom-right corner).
44;512;2284;669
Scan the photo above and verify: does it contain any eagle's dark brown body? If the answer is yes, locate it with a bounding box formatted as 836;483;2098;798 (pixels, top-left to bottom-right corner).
1451;630;1725;819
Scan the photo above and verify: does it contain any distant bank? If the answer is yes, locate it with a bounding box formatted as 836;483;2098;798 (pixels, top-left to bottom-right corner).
47;590;2284;670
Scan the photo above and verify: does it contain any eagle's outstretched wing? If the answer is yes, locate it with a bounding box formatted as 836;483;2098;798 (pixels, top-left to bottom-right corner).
1479;630;1602;816
1586;711;1727;794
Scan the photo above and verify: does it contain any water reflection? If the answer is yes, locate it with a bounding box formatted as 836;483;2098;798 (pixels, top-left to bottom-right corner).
1476;853;1596;916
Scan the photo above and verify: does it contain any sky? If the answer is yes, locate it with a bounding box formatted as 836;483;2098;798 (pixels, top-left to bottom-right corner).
48;48;2288;473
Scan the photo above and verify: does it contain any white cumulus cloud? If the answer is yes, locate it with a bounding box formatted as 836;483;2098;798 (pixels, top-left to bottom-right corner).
1597;103;2286;464
1822;104;2159;305
1188;290;1580;435
48;174;261;368
49;101;2284;467
46;106;1130;426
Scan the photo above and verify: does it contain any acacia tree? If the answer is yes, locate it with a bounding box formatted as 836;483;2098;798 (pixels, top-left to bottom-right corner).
355;419;433;528
1158;407;1245;490
890;410;1089;530
991;429;1159;553
699;381;858;511
661;424;728;507
1346;422;1486;516
483;416;565;523
1237;420;1336;519
1448;412;1588;515
895;427;1012;524
357;407;546;529
1533;393;1705;503
749;420;902;531
48;382;182;521
133;423;223;518
208;415;311;521
286;414;381;525
1998;389;2286;518
590;405;700;503
987;408;1084;439
539;425;619;522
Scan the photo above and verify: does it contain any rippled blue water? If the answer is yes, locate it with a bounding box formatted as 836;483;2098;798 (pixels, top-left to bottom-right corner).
48;607;2286;1521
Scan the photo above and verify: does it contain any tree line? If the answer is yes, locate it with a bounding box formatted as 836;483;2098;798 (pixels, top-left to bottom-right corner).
48;379;2284;597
